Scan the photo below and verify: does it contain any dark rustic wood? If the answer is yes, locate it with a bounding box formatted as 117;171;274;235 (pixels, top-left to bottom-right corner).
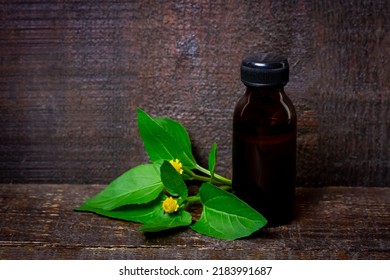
0;1;389;187
0;184;389;259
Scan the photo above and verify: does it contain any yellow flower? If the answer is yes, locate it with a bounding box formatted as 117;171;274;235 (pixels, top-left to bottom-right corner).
169;159;183;174
162;197;179;214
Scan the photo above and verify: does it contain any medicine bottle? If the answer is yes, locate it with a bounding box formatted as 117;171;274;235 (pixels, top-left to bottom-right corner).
232;53;297;226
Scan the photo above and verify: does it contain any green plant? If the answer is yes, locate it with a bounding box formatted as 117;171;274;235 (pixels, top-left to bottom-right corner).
76;109;266;240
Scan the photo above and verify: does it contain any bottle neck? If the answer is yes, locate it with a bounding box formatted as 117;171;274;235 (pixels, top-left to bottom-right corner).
245;86;285;99
245;85;284;94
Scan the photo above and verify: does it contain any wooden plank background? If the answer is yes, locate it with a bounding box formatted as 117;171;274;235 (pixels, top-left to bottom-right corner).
0;0;389;186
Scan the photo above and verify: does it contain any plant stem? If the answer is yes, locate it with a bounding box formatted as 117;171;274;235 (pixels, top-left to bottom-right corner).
195;164;232;186
219;185;232;192
188;172;232;188
191;173;212;182
184;194;201;209
186;194;201;204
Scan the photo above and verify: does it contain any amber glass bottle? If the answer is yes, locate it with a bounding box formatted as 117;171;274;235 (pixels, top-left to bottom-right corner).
232;53;297;226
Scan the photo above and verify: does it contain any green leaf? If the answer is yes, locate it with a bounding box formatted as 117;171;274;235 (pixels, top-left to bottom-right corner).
208;143;217;180
191;183;267;240
77;193;192;231
78;163;163;210
76;193;166;223
160;160;188;200
137;108;196;169
140;210;192;232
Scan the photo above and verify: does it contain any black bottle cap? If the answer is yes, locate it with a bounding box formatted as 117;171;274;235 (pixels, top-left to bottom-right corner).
241;53;289;87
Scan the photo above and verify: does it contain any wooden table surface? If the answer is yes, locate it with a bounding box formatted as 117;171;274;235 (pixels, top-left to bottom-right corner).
0;184;389;259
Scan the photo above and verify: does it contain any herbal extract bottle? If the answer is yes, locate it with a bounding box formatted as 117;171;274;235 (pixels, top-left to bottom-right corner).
232;53;297;226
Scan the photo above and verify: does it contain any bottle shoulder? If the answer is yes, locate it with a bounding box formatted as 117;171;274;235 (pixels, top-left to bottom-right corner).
233;89;296;135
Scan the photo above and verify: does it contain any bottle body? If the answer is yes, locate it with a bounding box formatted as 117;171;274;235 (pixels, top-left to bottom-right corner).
232;86;296;226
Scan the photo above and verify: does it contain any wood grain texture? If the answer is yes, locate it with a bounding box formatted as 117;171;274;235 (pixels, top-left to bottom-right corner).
0;184;389;259
0;0;389;186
